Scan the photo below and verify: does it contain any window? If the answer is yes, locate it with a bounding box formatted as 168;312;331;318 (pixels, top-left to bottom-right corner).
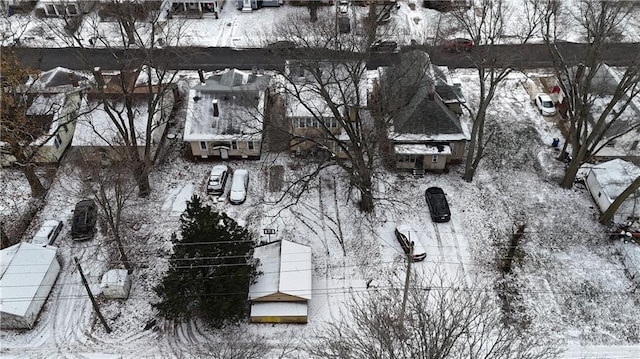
54;135;62;149
62;123;68;132
248;141;254;150
631;140;639;151
231;141;238;150
46;4;56;15
432;155;438;163
200;141;207;150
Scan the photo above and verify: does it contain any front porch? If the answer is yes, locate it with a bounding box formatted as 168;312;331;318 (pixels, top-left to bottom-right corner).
394;143;451;173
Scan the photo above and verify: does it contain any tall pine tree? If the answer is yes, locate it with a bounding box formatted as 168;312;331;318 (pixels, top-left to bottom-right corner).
153;194;259;327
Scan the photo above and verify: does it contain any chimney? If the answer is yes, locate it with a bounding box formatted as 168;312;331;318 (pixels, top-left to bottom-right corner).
198;69;205;84
212;99;219;117
428;83;435;101
92;67;105;89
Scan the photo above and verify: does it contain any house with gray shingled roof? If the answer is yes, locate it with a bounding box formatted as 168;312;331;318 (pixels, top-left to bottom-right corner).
378;50;469;174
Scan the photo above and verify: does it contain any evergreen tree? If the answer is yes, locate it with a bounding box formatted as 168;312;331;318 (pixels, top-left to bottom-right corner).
153;194;259;327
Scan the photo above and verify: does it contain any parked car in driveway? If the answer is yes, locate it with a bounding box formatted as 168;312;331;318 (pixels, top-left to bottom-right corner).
31;220;63;246
394;225;427;262
443;38;474;52
71;199;97;241
229;169;249;204
207;165;230;195
425;187;451;223
534;93;557;116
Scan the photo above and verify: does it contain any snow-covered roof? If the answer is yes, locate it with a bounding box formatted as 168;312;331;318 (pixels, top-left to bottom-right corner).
0;243;59;317
249;240;312;301
394;144;452;156
586;159;640;201
73;99;151;147
100;269;129;287
183;69;271;142
22;67;90;94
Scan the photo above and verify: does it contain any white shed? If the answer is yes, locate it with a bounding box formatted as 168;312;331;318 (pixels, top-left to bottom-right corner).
0;242;60;329
249;240;312;323
100;269;132;299
584;159;640;224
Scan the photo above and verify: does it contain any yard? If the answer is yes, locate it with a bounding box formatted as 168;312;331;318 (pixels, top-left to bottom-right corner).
2;69;640;357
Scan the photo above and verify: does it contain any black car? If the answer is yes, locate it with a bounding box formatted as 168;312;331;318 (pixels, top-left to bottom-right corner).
425;187;451;223
71;199;97;241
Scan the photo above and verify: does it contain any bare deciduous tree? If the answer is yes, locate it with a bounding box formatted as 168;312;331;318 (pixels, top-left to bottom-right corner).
306;273;560;359
599;176;640;225
267;7;398;213
77;153;136;270
0;51;88;197
42;2;187;197
540;0;640;188
448;0;537;182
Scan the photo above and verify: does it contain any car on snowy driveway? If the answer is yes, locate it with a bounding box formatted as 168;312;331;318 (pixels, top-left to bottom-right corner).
425;187;451;223
229;169;249;204
207;165;230;195
31;220;63;246
394;225;427;262
534;93;557;116
71;199;97;241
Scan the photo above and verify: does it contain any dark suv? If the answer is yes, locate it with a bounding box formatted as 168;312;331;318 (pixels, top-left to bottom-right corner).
425;187;451;223
71;199;97;241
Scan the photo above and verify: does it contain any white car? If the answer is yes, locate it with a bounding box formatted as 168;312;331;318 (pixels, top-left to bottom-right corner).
229;169;249;204
207;165;230;195
394;225;427;262
31;220;63;246
535;93;557;116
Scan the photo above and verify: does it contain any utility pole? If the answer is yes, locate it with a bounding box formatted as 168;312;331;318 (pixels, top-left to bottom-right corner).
401;240;414;323
74;257;112;333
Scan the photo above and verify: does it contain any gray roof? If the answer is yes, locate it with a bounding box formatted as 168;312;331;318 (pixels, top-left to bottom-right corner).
384;50;465;138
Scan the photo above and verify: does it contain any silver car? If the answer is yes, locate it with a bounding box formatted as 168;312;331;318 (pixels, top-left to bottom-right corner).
31;220;63;246
229;169;249;204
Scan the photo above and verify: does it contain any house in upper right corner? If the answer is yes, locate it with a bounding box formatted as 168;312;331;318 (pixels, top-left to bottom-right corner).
584;159;640;225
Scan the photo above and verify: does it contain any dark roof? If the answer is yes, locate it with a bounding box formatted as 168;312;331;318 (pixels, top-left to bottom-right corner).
384;50;465;137
394;91;464;136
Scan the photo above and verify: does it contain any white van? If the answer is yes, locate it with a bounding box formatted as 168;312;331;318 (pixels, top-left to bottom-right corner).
31;220;63;246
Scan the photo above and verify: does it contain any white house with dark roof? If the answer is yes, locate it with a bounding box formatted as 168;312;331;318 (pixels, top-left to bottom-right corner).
378;50;469;173
1;67;86;167
184;68;272;160
0;243;60;329
249;239;312;324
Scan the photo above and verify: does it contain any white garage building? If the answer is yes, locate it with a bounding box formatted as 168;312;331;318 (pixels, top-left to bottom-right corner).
0;242;60;329
584;159;640;224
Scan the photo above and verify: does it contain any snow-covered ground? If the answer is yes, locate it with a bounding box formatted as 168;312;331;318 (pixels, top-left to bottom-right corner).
2;1;640;358
2;67;640;358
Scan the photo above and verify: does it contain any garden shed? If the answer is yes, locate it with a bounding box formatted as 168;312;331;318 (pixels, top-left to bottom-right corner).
0;242;60;329
249;240;312;324
100;269;132;299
